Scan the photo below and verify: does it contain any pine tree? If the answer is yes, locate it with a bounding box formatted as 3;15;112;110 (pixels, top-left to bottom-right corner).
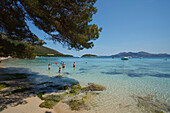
0;0;102;50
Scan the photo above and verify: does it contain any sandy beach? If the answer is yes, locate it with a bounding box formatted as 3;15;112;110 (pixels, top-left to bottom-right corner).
1;96;54;113
0;96;92;113
0;56;12;61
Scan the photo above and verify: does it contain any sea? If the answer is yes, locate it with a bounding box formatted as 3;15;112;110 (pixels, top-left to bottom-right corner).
1;57;170;112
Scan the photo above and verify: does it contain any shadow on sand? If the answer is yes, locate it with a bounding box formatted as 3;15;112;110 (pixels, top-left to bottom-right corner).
0;67;79;112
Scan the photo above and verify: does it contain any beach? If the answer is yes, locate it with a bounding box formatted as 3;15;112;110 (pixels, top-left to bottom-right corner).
0;56;12;60
0;57;170;113
1;96;54;113
1;0;170;112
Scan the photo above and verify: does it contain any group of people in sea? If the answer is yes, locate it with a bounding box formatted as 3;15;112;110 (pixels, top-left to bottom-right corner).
48;61;76;73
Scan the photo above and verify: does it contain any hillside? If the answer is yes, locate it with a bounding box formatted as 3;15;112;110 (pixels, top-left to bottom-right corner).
33;46;73;57
111;51;170;57
81;54;98;57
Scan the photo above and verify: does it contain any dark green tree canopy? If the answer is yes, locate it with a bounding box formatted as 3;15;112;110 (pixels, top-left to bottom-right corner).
0;0;102;50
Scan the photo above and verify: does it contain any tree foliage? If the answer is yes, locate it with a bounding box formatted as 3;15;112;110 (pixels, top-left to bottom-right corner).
0;33;36;59
0;0;102;50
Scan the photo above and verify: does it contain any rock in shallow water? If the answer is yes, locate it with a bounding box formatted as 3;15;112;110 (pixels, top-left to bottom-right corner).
135;95;170;113
82;83;106;91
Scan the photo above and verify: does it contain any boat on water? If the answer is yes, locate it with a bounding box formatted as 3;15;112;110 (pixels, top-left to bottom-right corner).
121;57;129;60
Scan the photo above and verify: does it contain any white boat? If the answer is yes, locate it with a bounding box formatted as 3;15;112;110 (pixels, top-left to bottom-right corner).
121;57;129;60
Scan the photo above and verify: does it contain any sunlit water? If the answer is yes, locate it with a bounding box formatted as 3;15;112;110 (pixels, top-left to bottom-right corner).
1;57;170;112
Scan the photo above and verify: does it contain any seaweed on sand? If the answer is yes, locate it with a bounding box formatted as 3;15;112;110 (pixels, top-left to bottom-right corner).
39;101;57;109
37;92;45;100
39;95;62;109
7;87;31;95
69;99;85;110
135;95;170;113
0;83;9;90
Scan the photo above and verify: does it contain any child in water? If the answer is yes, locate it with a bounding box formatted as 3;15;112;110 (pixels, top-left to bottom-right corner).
48;64;51;70
73;62;75;67
58;66;61;73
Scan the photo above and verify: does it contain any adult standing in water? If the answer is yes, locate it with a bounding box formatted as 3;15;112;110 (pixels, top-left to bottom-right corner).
48;64;51;70
73;62;76;68
62;62;65;68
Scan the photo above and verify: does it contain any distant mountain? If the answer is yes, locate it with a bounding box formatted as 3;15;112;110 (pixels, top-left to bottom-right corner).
34;46;73;57
111;51;170;57
81;54;98;57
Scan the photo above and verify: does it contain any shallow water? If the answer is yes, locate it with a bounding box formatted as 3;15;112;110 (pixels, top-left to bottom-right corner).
1;57;170;112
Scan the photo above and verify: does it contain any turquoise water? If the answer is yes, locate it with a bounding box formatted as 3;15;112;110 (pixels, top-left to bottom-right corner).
1;57;170;112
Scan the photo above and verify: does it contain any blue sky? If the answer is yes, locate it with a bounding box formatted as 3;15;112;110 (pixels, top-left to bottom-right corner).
28;0;170;56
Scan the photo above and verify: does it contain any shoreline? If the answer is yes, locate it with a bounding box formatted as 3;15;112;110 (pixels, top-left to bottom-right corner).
0;56;12;60
1;59;170;113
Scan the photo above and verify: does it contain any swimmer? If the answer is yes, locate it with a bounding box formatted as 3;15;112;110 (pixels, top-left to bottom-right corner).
48;64;51;70
73;62;75;68
62;62;65;68
58;66;61;73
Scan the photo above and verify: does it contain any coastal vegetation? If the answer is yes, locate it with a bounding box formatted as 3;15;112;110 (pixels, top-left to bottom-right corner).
33;45;73;57
0;33;38;59
82;54;98;57
0;33;73;58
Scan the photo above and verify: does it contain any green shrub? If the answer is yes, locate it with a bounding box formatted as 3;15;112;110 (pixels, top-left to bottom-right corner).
0;83;9;90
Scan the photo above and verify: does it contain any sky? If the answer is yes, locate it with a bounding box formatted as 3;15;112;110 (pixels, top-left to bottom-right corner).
27;0;170;56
